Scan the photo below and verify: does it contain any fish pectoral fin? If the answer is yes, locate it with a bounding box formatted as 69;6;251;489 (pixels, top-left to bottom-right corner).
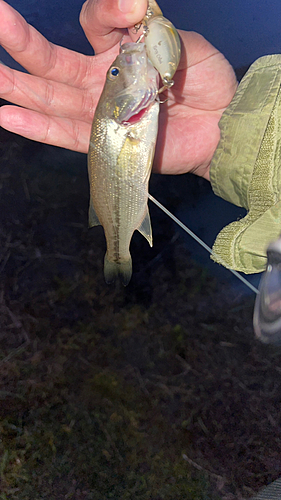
138;210;153;247
88;202;101;228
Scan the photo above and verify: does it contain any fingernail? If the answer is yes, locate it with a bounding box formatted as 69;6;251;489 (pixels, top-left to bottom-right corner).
118;0;136;14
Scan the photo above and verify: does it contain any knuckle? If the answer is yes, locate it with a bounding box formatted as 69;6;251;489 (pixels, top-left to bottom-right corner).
79;0;98;31
44;81;55;109
79;1;88;29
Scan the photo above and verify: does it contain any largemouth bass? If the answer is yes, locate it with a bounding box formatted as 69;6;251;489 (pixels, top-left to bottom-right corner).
88;43;159;285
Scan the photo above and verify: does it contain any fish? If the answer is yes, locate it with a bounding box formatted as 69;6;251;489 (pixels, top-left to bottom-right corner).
87;42;159;285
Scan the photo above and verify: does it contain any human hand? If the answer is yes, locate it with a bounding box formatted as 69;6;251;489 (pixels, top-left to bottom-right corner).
0;0;237;179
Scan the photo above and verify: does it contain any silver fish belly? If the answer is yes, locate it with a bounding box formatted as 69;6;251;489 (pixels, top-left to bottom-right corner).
88;43;159;286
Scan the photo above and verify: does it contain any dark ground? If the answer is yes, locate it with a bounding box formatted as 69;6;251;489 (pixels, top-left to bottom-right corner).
1;124;281;500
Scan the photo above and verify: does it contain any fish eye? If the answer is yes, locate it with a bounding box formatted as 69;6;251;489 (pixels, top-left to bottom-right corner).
108;67;120;80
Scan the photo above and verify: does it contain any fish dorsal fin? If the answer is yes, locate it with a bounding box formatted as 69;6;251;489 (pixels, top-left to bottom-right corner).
89;202;101;228
138;209;153;247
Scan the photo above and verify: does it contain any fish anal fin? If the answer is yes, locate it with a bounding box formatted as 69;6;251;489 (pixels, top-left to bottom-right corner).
104;254;132;287
138;210;153;247
89;202;101;228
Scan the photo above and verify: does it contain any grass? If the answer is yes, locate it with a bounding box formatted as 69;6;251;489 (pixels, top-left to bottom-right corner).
1;130;281;499
0;320;216;499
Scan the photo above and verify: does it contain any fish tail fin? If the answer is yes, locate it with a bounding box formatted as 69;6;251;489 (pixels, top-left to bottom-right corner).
104;254;132;286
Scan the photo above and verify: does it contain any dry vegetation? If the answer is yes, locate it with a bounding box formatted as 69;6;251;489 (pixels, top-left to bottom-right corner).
0;125;281;499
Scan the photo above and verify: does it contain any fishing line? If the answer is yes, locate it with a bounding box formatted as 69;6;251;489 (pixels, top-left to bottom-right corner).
0;62;259;296
148;193;260;295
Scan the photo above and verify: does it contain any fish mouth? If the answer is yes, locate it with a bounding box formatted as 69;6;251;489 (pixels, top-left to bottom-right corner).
116;87;157;125
123;105;150;125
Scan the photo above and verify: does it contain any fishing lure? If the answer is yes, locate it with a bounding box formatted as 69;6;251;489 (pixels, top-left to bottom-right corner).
136;0;181;91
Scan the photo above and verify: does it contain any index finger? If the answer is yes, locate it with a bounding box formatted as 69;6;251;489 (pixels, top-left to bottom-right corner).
0;0;90;87
80;0;148;54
